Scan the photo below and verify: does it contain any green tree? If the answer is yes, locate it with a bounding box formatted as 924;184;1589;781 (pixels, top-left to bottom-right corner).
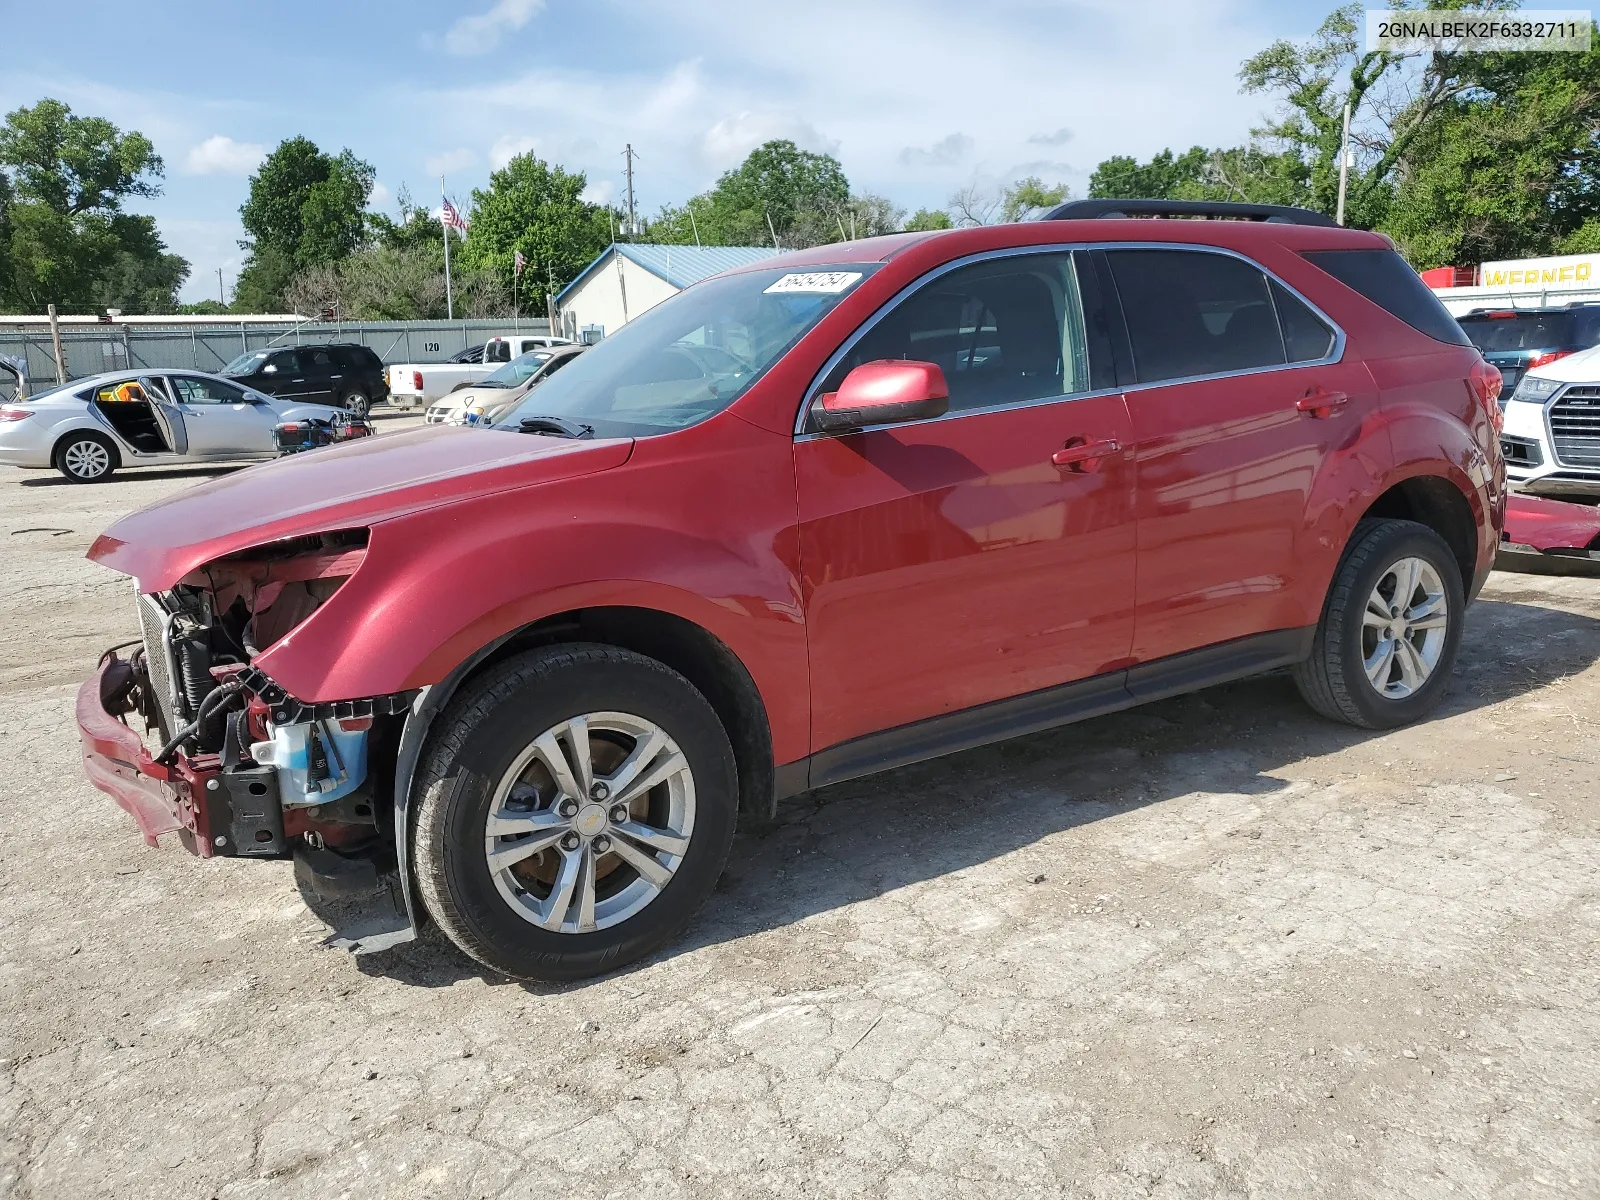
1088;147;1211;198
1001;177;1070;222
652;140;854;248
236;137;373;309
904;207;953;231
1383;46;1600;266
459;153;611;297
0;98;187;313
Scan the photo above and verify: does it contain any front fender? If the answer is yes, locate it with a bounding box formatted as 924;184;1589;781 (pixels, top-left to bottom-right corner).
255;424;810;763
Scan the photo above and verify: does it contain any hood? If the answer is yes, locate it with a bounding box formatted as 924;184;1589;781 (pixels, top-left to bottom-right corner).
443;379;531;408
89;423;633;590
1523;342;1600;383
1503;494;1600;552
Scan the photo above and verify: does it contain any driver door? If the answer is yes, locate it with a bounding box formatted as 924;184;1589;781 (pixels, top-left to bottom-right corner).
166;375;279;456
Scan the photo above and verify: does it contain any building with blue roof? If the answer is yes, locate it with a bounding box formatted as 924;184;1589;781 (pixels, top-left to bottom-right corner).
553;243;783;340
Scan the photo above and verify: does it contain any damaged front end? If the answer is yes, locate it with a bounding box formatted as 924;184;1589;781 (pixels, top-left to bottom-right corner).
78;529;415;939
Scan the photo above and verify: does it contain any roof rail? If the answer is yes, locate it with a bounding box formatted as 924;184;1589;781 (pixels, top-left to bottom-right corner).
1040;198;1338;228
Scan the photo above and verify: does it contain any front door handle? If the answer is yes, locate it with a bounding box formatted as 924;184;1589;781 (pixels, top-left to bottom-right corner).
1051;437;1121;472
1296;387;1349;418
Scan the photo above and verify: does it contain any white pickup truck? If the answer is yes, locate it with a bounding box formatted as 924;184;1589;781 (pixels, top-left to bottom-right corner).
384;334;573;408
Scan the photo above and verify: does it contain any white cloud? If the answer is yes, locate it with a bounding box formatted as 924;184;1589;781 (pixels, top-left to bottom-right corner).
699;111;838;169
183;135;265;176
425;147;479;177
443;0;544;55
899;133;974;168
490;134;539;169
1028;128;1073;146
580;180;616;206
367;180;393;209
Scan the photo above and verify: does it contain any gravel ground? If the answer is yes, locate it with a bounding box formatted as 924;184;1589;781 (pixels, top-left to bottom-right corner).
1;427;1598;1199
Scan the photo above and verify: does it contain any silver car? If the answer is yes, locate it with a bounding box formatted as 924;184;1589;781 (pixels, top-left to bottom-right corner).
0;369;348;483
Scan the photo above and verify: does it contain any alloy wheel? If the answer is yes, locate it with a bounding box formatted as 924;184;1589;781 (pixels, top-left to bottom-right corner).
63;439;110;479
1362;556;1449;699
484;711;695;934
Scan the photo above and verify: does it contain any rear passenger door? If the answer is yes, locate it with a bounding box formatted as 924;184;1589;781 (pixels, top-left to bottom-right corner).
298;348;340;405
1097;247;1378;665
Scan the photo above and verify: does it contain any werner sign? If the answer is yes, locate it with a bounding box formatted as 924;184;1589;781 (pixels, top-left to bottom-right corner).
1479;252;1600;293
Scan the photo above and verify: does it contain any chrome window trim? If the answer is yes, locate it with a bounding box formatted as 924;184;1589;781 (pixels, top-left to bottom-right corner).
792;240;1349;439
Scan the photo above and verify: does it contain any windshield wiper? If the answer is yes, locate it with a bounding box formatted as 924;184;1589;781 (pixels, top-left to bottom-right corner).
518;414;594;439
475;380;509;388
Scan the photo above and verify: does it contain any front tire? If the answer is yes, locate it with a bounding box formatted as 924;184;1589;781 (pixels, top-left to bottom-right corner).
414;645;738;982
54;431;119;482
1292;519;1465;729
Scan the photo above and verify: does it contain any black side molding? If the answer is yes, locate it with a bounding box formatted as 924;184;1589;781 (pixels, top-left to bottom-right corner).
775;627;1316;798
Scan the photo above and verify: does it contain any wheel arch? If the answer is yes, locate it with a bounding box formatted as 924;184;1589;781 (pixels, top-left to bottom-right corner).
388;604;780;941
1356;474;1480;598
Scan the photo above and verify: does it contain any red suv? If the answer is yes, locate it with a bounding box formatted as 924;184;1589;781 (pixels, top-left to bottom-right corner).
77;200;1505;981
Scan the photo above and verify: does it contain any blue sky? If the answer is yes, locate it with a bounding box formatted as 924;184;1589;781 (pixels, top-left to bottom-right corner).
2;0;1337;304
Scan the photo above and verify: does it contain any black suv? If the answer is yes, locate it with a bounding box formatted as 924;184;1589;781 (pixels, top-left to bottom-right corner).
221;344;389;417
1456;305;1600;400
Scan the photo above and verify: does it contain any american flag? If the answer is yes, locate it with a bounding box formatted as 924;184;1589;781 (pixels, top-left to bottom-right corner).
514;249;526;276
440;199;469;231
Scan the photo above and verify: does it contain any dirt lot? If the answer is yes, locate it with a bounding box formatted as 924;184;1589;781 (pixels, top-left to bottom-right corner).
2;426;1598;1198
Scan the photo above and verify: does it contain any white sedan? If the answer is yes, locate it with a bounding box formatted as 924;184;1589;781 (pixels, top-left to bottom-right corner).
0;369;349;483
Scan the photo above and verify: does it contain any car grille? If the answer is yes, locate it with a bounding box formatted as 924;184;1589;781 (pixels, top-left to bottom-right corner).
136;592;183;737
1549;386;1600;469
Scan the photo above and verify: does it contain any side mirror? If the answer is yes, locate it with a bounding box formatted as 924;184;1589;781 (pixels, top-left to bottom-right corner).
814;360;949;433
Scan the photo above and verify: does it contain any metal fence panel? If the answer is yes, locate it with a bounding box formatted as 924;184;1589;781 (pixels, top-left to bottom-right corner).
0;317;553;385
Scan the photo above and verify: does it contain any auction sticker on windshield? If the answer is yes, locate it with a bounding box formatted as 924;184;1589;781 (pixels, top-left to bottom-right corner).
764;272;863;294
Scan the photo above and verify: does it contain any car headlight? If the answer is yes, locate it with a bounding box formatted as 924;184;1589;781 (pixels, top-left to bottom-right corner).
1511;375;1563;403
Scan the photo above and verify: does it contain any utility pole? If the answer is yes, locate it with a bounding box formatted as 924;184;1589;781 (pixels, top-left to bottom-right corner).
46;303;66;384
217;267;225;307
765;210;780;251
1335;99;1352;227
623;144;638;240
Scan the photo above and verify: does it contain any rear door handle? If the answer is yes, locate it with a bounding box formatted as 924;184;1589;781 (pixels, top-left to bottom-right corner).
1051;437;1121;472
1296;387;1349;418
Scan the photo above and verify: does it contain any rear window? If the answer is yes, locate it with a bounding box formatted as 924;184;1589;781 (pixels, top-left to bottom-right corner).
1302;249;1470;346
1457;312;1574;351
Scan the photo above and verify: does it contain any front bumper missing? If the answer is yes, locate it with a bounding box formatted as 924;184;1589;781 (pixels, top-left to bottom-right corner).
77;657;288;857
77;653;419;954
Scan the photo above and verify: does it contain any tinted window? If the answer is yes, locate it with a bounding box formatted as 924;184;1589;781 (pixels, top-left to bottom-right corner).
304;349;336;371
268;350;300;373
1271;280;1337;362
819;253;1090;414
1106;249;1286;383
1457;312;1574;352
1571;307;1600;346
1302;249;1470;346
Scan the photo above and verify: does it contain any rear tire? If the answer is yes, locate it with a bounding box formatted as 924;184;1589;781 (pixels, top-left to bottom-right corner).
54;431;119;482
340;390;369;418
1292;519;1464;729
414;644;738;982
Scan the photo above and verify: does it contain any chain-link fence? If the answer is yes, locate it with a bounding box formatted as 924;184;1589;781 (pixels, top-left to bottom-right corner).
0;317;555;385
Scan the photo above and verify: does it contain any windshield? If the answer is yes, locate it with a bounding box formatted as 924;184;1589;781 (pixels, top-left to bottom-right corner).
1459;313;1574;352
496;265;876;437
479;350;551;387
222;350;269;374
